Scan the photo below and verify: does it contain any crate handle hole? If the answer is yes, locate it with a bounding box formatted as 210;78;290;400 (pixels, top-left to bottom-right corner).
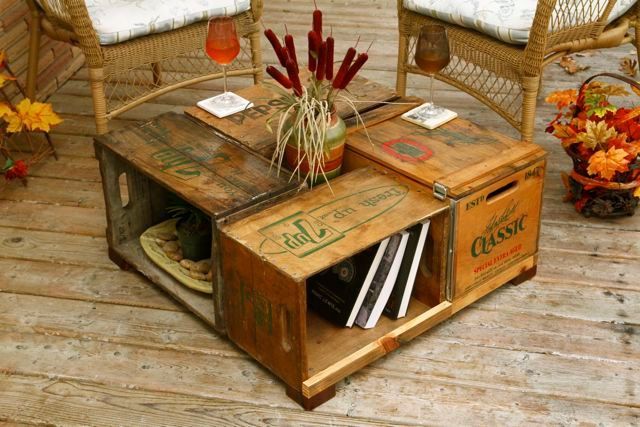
280;307;292;352
486;180;518;203
119;173;130;208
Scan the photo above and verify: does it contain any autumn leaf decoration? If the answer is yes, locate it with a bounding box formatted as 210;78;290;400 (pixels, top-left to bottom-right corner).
575;120;617;150
0;50;63;185
6;99;63;133
545;89;577;110
546;76;640;207
0;51;16;88
587;147;630;180
558;55;589;75
619;57;638;77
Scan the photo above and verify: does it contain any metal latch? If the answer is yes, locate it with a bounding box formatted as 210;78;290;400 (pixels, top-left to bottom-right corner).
433;182;448;200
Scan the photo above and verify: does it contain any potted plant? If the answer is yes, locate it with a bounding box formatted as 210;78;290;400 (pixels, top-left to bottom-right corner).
166;203;212;261
263;4;369;186
545;72;640;218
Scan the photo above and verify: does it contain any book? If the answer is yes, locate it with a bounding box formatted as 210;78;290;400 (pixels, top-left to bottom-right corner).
196;92;254;118
384;220;431;319
401;104;457;130
307;238;390;327
355;231;410;329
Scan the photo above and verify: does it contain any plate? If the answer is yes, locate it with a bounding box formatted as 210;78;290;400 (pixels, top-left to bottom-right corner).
139;219;213;294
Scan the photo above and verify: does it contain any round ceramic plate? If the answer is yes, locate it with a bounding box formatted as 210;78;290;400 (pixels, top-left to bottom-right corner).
139;219;213;294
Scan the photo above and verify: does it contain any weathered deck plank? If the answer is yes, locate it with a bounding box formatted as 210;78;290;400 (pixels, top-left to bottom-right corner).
0;258;184;311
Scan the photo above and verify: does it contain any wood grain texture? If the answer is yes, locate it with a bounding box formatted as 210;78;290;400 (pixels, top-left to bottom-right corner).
0;0;639;423
346;115;545;198
222;167;448;281
185;75;397;159
95;112;298;217
0;258;184;311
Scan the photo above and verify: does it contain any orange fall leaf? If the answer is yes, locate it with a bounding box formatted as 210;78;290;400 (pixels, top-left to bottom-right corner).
13;99;63;133
545;89;578;110
587;147;631;180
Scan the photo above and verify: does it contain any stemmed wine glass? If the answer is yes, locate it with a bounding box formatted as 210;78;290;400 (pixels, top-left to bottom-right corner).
414;25;450;118
205;17;241;106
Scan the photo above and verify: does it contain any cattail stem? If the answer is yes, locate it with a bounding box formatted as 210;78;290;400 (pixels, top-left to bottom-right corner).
340;52;368;89
266;65;293;89
332;47;356;89
316;42;327;81
325;36;334;80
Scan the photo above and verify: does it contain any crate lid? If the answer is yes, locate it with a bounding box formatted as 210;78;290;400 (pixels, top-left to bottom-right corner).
94;112;298;218
221;167;448;281
346;108;546;199
185;75;397;158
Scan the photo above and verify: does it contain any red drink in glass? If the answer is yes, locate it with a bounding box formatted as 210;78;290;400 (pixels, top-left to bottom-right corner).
206;17;240;104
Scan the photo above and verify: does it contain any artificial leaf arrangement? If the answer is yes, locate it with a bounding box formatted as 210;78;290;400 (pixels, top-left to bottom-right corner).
546;73;640;217
0;51;61;187
263;2;369;186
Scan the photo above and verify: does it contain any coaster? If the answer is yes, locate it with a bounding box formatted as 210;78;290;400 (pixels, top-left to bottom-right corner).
401;104;458;130
197;92;254;118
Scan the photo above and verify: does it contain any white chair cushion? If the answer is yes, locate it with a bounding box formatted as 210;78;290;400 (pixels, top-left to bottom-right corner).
403;0;636;45
85;0;251;45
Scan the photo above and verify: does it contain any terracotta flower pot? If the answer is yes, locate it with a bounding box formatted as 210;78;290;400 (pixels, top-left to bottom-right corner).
284;113;347;185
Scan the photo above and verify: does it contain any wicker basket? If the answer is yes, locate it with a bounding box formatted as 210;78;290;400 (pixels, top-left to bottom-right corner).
562;73;640;218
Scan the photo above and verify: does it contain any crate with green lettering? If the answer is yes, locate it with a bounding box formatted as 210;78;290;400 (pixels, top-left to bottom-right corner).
219;167;452;409
94;112;299;333
344;107;547;304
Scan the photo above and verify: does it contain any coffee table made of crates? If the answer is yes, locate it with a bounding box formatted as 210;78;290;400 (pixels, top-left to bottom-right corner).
181;81;546;409
95;78;546;410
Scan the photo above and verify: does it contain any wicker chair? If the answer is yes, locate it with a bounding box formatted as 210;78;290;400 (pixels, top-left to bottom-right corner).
26;0;264;134
396;0;640;141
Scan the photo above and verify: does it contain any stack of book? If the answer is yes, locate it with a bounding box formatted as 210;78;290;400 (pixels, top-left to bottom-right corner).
308;220;431;329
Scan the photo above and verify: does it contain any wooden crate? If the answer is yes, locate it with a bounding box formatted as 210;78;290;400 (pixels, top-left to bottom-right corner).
185;75;398;159
94;112;299;333
343;104;547;307
219;167;451;409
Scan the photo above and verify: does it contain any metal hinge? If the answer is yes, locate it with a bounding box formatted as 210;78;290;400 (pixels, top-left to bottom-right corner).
433;182;448;201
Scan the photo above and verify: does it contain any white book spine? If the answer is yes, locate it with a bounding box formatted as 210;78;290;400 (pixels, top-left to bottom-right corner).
398;221;430;318
345;238;390;328
363;231;410;329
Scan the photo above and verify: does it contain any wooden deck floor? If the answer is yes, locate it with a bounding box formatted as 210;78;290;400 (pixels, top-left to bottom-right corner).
1;1;639;425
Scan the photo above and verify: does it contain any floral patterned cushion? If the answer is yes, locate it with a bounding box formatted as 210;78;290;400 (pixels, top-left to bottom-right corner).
403;0;636;45
84;0;251;45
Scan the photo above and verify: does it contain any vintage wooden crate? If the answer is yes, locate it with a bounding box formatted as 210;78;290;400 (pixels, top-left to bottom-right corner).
184;75;398;159
94;112;299;332
219;167;452;409
343;105;547;307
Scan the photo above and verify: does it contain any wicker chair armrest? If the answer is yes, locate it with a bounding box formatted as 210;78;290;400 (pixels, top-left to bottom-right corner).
523;0;623;76
251;0;264;22
521;0;556;76
59;0;103;66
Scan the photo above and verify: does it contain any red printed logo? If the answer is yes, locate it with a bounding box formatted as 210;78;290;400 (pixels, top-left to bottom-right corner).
382;138;433;163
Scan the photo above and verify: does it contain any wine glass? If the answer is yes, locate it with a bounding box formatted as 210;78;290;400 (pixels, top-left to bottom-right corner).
414;25;450;118
205;17;241;106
